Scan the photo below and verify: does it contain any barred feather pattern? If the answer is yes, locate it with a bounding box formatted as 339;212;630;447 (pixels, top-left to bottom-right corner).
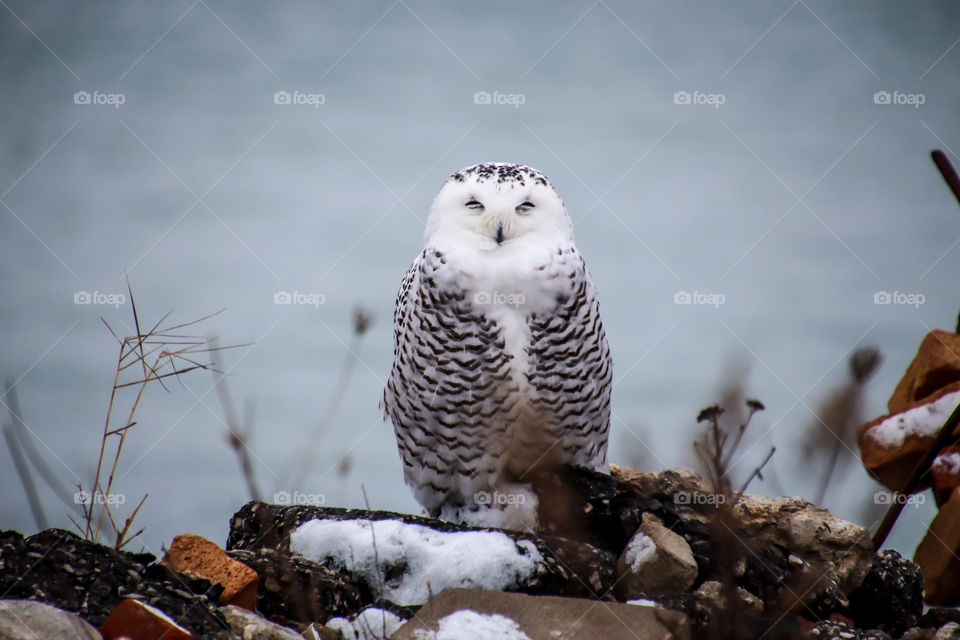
383;243;612;517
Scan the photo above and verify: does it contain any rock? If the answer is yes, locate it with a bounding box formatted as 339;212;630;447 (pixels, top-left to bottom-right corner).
162;533;259;611
691;580;763;617
615;513;698;599
300;623;343;640
847;549;923;636
220;604;302;639
389;588;689;640
810;620;892;639
857;382;960;492
611;465;873;615
537;535;617;598
902;628;935;640
731;492;873;596
325;606;407;640
915;487;960;605
526;464;651;554
99;598;196;640
0;528;233;638
228;547;365;626
920;608;960;630
0;599;101;639
937;623;960;640
228;502;573;606
888;330;960;414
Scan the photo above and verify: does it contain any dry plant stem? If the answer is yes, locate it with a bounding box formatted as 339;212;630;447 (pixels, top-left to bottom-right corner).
85;284;232;548
361;484;389;637
290;334;360;489
737;446;775;496
211;338;261;501
4;379;77;511
872;400;960;550
932;150;960;207
814;437;844;505
3;425;47;530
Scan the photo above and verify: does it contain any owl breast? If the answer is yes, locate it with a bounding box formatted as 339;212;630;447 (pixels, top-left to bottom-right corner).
383;242;612;516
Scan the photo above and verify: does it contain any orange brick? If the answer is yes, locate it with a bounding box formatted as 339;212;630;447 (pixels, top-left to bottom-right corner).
99;598;195;640
889;329;960;414
857;381;960;492
915;487;960;605
161;533;259;611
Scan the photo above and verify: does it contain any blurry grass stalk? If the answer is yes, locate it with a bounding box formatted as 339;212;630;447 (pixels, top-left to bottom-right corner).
3;422;46;530
209;336;261;501
83;282;236;549
3;379;83;530
805;347;881;506
287;307;372;491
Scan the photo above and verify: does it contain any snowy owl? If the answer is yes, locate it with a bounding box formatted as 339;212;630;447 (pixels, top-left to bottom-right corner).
383;162;612;526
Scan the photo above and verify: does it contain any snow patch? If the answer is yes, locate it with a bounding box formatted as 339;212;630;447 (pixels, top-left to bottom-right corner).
626;598;658;607
326;607;405;640
624;532;657;571
867;390;960;449
413;610;532;640
290;518;544;605
934;450;960;475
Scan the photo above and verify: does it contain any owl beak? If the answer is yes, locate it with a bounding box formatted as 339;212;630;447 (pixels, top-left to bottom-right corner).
495;224;505;245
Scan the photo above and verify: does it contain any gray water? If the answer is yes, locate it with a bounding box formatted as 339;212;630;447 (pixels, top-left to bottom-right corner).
2;1;959;558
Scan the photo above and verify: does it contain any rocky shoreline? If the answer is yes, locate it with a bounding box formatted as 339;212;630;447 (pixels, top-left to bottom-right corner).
1;466;958;639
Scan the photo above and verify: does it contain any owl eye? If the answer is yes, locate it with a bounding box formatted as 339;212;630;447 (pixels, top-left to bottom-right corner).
515;201;535;214
465;199;484;212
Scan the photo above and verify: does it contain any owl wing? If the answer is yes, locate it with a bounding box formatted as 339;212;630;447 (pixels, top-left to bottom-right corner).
523;250;612;470
383;249;518;512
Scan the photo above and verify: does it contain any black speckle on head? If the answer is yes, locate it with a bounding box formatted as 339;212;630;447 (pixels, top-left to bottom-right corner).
448;163;552;190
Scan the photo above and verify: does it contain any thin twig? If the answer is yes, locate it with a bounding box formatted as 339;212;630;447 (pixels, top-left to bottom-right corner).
932;150;960;207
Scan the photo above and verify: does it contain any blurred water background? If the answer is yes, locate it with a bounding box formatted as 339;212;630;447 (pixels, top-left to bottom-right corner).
2;1;959;556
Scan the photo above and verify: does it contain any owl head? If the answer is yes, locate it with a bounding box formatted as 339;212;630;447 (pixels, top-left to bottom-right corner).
424;163;574;248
